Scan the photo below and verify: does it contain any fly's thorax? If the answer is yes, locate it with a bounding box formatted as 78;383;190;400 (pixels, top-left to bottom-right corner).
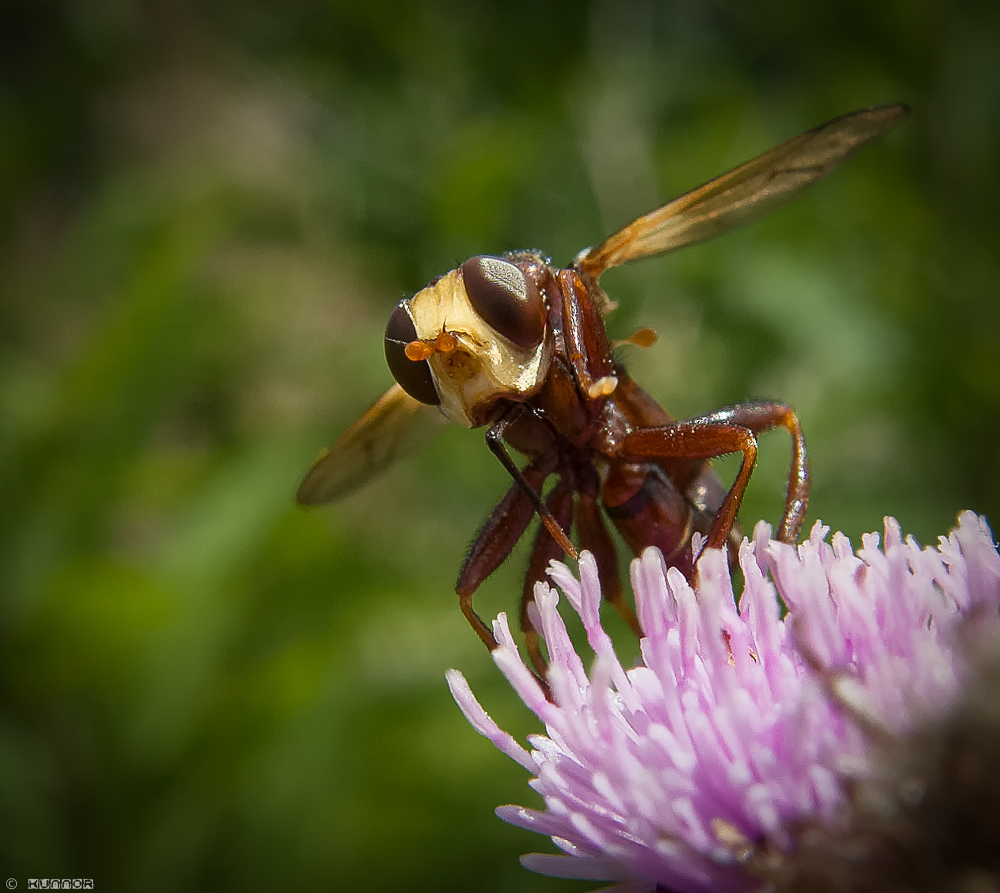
387;257;553;428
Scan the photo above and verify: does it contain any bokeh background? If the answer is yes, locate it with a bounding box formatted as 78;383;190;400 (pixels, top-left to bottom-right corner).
1;0;998;890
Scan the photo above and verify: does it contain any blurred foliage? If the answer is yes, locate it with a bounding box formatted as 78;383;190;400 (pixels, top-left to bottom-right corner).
0;0;998;890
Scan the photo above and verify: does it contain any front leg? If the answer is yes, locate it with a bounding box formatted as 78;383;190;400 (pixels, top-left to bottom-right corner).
456;404;575;654
623;402;809;549
519;477;575;680
456;454;555;652
485;405;577;559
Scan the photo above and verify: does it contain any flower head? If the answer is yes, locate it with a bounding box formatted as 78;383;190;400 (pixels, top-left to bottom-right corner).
447;512;1000;892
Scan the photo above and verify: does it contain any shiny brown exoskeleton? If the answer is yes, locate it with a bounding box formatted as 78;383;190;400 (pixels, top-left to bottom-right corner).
298;104;908;674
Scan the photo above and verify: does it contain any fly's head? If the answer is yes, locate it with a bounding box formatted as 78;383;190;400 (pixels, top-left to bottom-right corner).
383;254;552;427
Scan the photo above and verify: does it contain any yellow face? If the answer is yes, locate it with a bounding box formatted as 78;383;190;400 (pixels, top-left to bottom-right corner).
384;257;552;428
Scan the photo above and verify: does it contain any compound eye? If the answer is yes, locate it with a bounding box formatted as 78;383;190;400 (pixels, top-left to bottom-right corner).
460;256;545;349
384;303;440;405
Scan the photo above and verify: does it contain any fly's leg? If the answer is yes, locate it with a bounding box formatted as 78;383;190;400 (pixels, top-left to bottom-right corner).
457;456;554;652
457;587;499;653
623;402;808;550
519;477;575;681
575;464;641;636
485;407;577;559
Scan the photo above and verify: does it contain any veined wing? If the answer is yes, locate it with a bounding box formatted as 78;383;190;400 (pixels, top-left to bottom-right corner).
576;104;909;280
297;383;447;505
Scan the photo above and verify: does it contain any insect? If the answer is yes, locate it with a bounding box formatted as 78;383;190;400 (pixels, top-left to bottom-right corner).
298;104;908;674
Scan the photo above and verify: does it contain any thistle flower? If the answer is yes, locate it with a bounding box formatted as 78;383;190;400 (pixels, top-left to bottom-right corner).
447;512;1000;892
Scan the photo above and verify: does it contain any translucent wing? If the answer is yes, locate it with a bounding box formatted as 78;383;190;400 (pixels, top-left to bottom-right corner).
296;383;447;505
577;104;909;280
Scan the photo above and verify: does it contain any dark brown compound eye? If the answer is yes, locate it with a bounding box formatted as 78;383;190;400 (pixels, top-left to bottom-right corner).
460;256;545;349
384;303;440;405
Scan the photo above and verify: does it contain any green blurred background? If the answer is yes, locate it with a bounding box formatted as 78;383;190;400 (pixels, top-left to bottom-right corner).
1;0;997;889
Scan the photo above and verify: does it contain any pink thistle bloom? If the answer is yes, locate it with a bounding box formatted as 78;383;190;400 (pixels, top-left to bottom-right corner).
447;512;1000;892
